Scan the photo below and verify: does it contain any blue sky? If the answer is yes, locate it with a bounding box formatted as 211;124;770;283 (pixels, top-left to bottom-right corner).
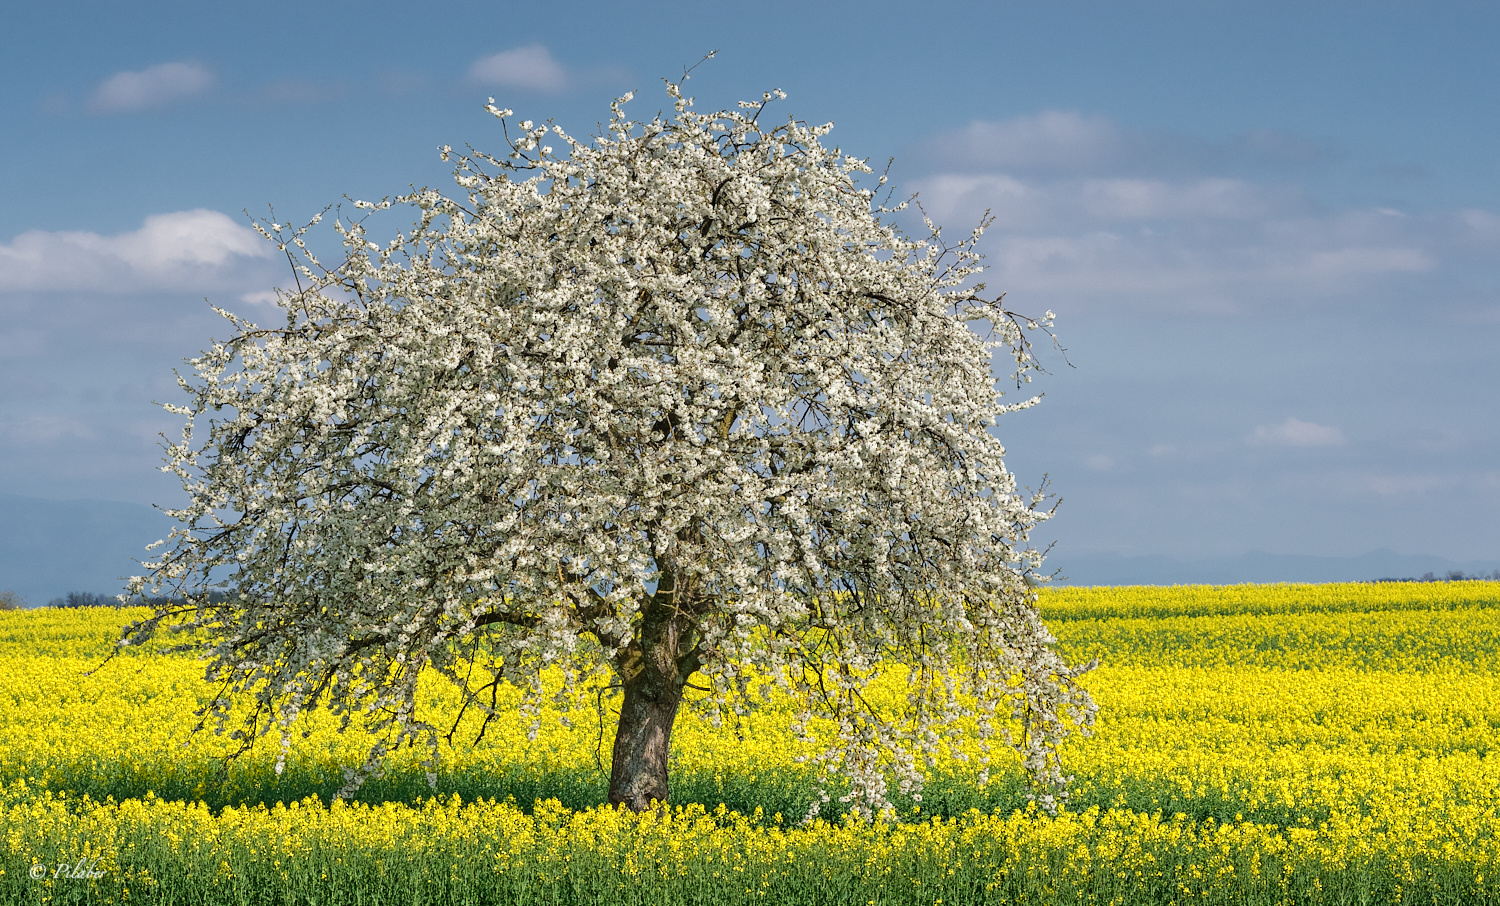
2;1;1497;599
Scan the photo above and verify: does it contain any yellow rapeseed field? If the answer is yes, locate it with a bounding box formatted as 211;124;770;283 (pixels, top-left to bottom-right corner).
1;581;1497;904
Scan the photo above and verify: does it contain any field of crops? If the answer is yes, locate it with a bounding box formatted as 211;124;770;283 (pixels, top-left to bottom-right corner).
2;581;1498;904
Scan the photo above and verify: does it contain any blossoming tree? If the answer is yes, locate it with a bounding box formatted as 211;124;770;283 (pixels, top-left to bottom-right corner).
123;75;1095;816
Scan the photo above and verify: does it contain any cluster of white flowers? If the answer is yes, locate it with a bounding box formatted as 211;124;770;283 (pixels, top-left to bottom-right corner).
125;75;1094;817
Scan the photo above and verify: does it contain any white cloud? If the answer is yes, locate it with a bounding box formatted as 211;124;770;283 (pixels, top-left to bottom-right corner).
1248;418;1346;448
1076;178;1277;222
1449;208;1500;257
902;112;1467;314
467;45;569;92
1084;453;1114;471
917;112;1333;179
88;62;215;114
239;290;282;306
929;112;1130;176
0;210;273;293
916;174;1293;231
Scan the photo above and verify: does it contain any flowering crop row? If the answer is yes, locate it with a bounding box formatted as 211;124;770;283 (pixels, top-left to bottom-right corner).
6;792;1495;905
1;582;1497;904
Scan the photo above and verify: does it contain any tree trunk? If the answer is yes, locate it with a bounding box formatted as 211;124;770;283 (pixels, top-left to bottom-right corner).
607;672;685;811
607;580;698;812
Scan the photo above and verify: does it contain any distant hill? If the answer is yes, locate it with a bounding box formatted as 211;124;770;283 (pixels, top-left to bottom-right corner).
1051;549;1500;587
0;493;172;607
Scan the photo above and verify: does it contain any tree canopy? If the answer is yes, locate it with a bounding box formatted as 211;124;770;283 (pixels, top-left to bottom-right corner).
123;73;1095;817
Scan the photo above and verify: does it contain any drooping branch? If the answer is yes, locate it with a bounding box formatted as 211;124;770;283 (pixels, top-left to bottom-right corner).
123;73;1092;818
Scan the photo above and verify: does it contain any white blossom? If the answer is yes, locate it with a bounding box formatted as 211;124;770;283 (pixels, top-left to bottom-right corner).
123;75;1094;818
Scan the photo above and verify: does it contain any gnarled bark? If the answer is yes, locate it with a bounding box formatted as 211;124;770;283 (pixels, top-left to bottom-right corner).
607;587;699;812
607;673;685;811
